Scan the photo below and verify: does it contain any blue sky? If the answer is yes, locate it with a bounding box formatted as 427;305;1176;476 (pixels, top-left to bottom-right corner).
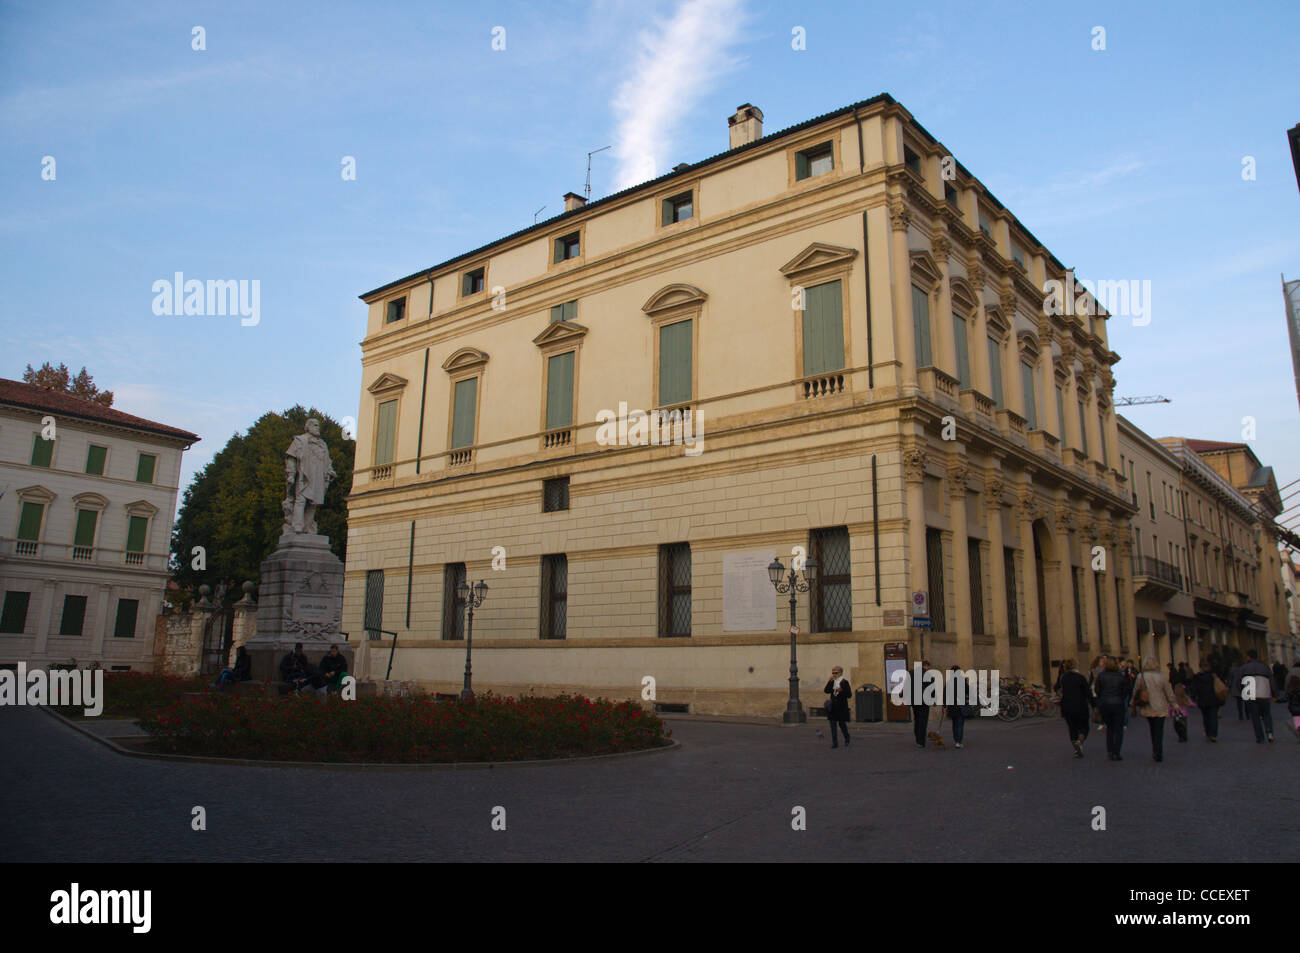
2;0;1298;523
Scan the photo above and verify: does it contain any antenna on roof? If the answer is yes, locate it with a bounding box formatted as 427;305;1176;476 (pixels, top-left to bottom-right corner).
533;205;546;224
585;146;611;201
1114;395;1171;407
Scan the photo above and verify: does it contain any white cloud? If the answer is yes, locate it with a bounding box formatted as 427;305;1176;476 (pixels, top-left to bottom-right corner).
610;0;748;191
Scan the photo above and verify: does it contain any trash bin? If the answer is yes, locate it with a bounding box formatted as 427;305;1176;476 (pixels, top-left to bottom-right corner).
856;684;883;722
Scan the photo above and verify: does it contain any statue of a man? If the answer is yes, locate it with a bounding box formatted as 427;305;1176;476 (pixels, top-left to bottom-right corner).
283;418;336;535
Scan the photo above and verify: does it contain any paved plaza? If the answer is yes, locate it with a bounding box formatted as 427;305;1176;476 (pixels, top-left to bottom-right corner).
2;704;1296;863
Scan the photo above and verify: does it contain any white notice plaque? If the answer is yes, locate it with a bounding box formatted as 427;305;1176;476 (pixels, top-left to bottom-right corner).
723;549;776;632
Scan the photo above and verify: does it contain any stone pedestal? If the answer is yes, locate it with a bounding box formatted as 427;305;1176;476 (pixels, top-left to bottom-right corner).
243;531;352;681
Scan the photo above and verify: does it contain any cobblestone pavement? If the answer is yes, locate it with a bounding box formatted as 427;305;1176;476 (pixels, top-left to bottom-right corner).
3;705;1296;862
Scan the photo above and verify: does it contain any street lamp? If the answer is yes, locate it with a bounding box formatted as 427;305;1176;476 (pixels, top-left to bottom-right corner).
768;556;818;724
457;579;488;700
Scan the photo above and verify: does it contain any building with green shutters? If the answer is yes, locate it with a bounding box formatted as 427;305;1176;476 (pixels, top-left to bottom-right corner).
0;379;197;671
343;96;1141;715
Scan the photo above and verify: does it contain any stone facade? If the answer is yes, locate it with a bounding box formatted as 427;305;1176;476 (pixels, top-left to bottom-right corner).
342;96;1138;715
0;378;197;671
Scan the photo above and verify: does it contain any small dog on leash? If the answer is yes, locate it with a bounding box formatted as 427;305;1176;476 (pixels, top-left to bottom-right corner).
927;731;946;749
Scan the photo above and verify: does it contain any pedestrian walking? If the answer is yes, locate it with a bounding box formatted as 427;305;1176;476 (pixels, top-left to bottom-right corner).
1056;659;1092;757
1239;650;1275;743
1176;661;1192;688
1228;659;1246;720
1132;657;1177;762
1093;657;1131;761
1120;658;1137;729
824;666;852;749
1189;659;1225;742
1272;660;1287;701
944;665;972;749
911;659;933;749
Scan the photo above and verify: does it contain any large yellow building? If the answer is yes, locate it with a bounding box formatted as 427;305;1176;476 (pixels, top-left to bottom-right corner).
343;95;1139;715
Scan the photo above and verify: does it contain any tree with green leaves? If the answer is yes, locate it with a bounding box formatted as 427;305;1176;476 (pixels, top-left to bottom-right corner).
22;362;114;406
170;406;354;599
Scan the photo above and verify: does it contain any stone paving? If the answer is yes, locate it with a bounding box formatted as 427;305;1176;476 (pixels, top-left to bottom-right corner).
2;704;1296;862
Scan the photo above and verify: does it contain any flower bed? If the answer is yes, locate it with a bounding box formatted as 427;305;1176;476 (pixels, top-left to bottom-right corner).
137;692;671;762
53;671;212;719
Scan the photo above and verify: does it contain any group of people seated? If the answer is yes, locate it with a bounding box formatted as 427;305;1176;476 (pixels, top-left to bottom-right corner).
279;643;349;695
213;642;348;695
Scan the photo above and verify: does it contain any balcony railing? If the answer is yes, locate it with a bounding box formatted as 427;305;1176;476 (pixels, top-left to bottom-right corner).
542;428;572;450
124;551;145;567
802;373;845;399
959;388;996;419
371;463;393;481
1132;555;1182;590
72;546;94;561
448;448;473;466
918;366;960;402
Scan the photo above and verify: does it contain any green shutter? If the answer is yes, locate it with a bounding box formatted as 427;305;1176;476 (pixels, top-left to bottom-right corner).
374;399;397;465
451;378;477;449
953;314;970;387
85;445;107;475
17;502;43;541
795;151;809;180
113;599;138;638
0;591;30;634
74;509;98;547
1022;364;1038;430
136;454;156;483
126;515;148;553
987;338;1003;406
659;319;693;405
31;436;53;467
550;305;563;323
546;352;575;430
553;238;564;263
550;301;577;324
802;280;844;376
59;595;87;636
662;199;673;226
912;286;932;367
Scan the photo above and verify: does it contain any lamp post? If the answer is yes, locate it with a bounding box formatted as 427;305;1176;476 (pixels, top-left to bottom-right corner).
457;579;488;700
768;556;817;724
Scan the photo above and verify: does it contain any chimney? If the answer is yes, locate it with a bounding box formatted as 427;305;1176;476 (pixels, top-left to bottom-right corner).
563;191;586;212
728;103;764;149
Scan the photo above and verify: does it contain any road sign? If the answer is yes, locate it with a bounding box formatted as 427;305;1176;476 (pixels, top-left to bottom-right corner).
912;591;928;616
789;625;800;636
911;617;932;629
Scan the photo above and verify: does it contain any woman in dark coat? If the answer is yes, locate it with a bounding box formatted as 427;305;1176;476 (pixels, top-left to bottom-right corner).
1093;657;1131;761
1188;658;1223;741
1056;659;1092;757
824;666;852;748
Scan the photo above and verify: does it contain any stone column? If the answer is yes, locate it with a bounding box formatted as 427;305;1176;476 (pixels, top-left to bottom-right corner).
31;581;54;662
1054;505;1078;665
1017;484;1043;679
1116;536;1132;656
985;471;1010;675
948;458;973;667
968;265;990;394
1079;512;1101;653
1036;321;1058;434
1082;359;1102;463
903;446;929;604
1058;340;1078;449
230;581;258;667
1002;293;1027;420
933;233;958;377
889;198;919;392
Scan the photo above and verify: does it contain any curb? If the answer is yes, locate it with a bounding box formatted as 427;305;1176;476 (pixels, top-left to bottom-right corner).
40;707;680;772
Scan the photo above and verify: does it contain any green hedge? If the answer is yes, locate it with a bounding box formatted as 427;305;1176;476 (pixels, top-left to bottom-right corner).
138;692;671;762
